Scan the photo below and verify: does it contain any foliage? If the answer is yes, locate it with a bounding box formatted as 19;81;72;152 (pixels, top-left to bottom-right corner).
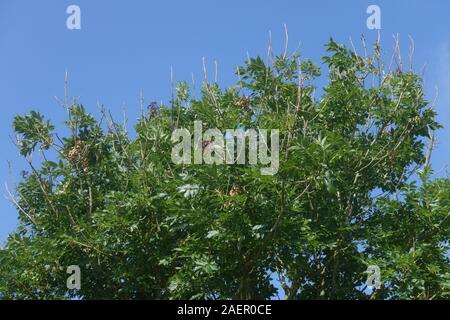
0;39;448;299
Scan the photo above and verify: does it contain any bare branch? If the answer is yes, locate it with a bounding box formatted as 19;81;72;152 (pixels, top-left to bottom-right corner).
5;182;36;225
283;23;289;59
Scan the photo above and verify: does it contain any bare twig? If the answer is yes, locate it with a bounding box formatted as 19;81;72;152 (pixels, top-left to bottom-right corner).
214;60;218;83
5;182;36;225
425;130;436;168
408;34;415;71
267;30;274;66
283;24;289;59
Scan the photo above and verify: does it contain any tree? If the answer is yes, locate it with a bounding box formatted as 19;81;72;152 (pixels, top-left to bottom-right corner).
0;38;448;300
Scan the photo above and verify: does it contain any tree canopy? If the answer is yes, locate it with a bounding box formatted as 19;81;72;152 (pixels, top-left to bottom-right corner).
0;38;448;300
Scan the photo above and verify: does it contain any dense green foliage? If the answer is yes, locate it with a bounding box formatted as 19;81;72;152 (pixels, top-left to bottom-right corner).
1;39;448;299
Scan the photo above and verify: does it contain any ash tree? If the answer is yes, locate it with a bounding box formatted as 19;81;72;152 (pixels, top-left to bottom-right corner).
0;38;448;300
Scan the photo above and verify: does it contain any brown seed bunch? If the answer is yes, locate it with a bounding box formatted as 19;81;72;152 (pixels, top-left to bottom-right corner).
202;140;211;154
387;149;397;165
67;140;89;172
148;102;159;118
229;185;240;197
235;95;251;109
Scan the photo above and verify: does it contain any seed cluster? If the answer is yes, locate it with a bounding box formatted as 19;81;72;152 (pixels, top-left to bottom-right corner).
67;140;89;172
235;96;251;110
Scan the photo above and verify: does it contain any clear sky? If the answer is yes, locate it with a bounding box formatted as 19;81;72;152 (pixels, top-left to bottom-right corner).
0;0;449;243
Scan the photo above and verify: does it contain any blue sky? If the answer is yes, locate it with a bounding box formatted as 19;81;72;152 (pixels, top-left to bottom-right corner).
0;0;449;244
